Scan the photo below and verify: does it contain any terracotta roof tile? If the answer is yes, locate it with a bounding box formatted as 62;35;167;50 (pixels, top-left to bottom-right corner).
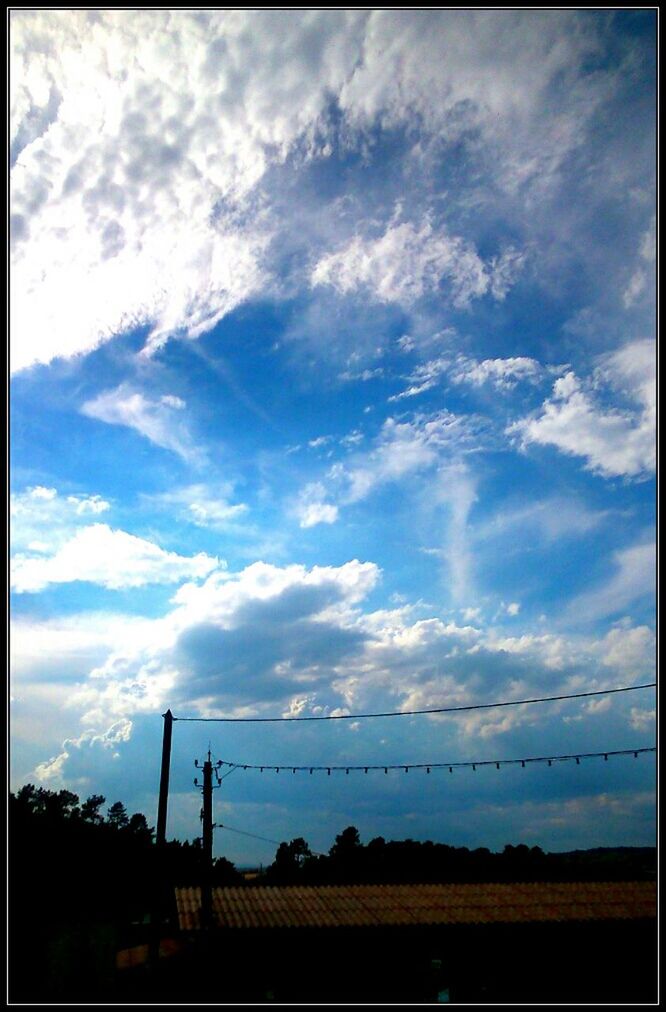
175;881;656;932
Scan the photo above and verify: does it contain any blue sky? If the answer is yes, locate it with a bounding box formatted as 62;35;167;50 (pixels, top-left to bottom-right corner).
10;10;656;865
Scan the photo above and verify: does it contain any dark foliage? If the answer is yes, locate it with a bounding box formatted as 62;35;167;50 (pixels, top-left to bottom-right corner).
263;824;656;886
9;784;241;1002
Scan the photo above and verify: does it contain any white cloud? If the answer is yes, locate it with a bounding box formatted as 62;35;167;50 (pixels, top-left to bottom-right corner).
16;549;656;790
10;10;366;371
451;355;543;389
338;11;604;191
188;501;248;525
80;385;202;462
295;482;340;529
11;522;220;592
34;719;133;785
629;707;655;732
507;340;656;478
11;485;113;553
599;623;655;678
299;503;339;529
27;486;56;501
339;367;384;383
312;218;523;310
10;611;160;681
10;11;620;371
66;494;111;515
564;541;655;624
596;338;656;418
388;357;451;401
390;352;545;402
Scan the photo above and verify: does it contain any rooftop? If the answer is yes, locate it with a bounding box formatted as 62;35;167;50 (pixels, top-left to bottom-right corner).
175;880;656;932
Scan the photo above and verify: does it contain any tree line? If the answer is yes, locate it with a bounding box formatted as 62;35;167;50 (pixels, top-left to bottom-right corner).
263;824;657;885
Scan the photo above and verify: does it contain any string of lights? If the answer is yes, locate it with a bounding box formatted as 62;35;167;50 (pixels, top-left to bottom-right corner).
172;682;655;723
212;746;655;776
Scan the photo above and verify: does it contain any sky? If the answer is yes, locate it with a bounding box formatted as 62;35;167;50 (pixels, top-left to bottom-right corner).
9;10;656;866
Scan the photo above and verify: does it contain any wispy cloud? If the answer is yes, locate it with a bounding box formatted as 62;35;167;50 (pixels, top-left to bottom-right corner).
564;540;655;624
338;411;487;506
390;352;548;401
623;217;655;307
80;386;204;463
143;484;249;530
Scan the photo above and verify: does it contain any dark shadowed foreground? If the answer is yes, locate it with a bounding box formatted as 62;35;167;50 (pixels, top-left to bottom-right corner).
9;787;657;1004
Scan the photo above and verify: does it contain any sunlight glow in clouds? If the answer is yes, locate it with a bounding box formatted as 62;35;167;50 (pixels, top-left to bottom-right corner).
11;524;220;593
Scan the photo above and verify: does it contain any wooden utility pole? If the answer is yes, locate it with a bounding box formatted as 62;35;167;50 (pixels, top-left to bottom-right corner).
151;708;174;971
156;709;174;847
195;750;222;930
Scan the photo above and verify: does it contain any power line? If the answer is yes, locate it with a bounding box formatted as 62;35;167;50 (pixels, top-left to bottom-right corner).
214;823;283;847
173;682;655;723
213;746;655;775
215;822;327;857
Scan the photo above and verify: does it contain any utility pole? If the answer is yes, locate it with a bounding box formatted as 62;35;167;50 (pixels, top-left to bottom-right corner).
151;708;174;971
194;749;222;930
156;709;174;847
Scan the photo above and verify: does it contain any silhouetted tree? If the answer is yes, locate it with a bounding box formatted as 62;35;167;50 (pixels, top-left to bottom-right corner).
81;794;106;824
267;837;314;883
127;812;154;840
330;825;361;858
107;800;129;828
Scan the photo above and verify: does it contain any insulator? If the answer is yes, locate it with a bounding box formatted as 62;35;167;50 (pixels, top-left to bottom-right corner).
448;767;453;774
327;768;331;776
243;765;247;770
634;752;638;759
521;761;525;768
604;754;608;761
384;768;388;774
575;757;580;764
309;768;313;774
260;767;264;773
292;768;296;774
405;767;409;773
194;779;198;786
364;768;368;774
275;767;279;773
547;760;552;766
472;764;476;772
496;763;500;770
194;760;199;767
427;767;431;774
346;769;349;774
